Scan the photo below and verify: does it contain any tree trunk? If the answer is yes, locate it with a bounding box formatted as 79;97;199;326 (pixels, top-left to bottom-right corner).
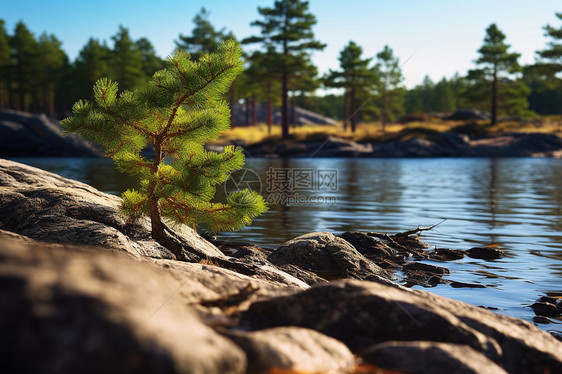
491;65;498;126
245;98;250;126
281;72;289;138
343;89;349;132
252;95;258;126
350;87;357;133
266;96;272;134
291;95;297;130
381;90;387;133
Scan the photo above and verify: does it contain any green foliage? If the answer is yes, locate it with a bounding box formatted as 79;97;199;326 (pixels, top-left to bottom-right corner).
466;23;531;121
325;41;376;131
176;7;227;60
110;25;146;91
537;12;562;77
63;41;267;234
246;0;325;137
372;45;405;129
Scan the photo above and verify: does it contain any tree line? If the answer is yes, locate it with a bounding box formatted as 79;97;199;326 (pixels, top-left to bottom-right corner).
0;1;561;138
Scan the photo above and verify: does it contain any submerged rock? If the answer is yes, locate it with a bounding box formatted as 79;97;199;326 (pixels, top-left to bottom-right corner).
268;231;393;282
467;247;504;260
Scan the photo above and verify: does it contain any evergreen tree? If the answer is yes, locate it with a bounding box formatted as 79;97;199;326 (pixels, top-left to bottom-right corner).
109;25;146;91
74;38;111;100
246;0;325;139
245;48;281;132
10;21;37;111
0;20;11;109
467;23;527;124
419;75;434;113
372;45;405;132
325;41;375;132
536;12;562;77
431;78;455;112
36;33;67;115
136;37;163;77
289;55;319;128
175;7;226;60
62;41;267;259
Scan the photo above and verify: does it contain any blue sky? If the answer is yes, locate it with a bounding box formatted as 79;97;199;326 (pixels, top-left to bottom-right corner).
2;0;560;88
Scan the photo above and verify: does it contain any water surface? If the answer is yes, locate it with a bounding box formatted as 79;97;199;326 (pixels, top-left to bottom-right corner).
10;156;562;336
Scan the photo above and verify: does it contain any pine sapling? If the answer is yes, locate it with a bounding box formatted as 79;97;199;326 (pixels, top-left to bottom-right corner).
62;40;267;259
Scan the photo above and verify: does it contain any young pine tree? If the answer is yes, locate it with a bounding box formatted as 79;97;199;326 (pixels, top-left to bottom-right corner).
62;41;267;259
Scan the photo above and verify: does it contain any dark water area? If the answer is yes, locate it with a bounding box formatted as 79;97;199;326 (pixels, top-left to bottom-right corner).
10;156;562;336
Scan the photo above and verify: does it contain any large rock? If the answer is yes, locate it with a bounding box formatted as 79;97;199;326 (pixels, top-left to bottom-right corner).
0;109;101;157
0;234;277;373
223;327;355;374
0;158;223;260
363;341;508;374
268;232;393;282
240;281;562;374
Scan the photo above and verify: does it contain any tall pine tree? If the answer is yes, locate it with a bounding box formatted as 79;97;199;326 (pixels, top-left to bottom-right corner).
74;38;111;100
63;41;267;259
10;21;37;111
372;45;404;132
467;23;527;124
36;33;67;115
175;7;226;60
110;26;145;91
537;12;562;77
0;20;11;109
246;0;325;138
325;41;375;132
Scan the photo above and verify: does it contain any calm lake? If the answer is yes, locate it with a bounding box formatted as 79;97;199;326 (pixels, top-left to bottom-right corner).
10;156;562;337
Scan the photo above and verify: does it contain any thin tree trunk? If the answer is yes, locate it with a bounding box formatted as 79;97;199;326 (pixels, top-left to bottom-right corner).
343;89;349;131
252;95;257;126
491;65;498;125
281;72;289;138
266;96;272;135
350;87;357;133
381;90;387;133
291;95;297;130
245;98;250;126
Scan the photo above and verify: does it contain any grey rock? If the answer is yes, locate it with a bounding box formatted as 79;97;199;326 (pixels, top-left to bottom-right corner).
223;327;355;374
268;231;393;282
240;280;562;374
338;231;394;259
0;234;253;374
0;158;223;260
363;341;508;374
0;109;102;157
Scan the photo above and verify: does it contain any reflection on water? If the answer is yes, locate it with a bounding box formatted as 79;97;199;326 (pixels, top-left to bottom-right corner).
9;156;562;335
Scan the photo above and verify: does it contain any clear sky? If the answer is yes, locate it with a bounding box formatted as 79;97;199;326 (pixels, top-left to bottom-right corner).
1;0;560;88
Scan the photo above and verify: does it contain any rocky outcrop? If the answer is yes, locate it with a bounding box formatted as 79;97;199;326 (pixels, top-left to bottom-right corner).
268;231;393;283
0;109;101;157
362;341;508;374
241;281;562;374
0;158;222;261
222;327;355;374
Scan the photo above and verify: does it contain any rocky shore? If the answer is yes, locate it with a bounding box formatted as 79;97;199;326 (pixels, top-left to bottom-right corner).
2;109;562;159
1;158;561;373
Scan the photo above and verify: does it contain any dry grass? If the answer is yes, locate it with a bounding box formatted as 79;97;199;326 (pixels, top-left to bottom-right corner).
214;116;562;146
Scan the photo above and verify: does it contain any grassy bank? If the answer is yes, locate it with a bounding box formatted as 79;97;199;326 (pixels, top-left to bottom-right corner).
216;116;562;146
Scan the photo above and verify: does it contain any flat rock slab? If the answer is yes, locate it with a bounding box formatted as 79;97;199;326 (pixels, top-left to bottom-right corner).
0;158;223;260
240;280;562;374
268;231;393;282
